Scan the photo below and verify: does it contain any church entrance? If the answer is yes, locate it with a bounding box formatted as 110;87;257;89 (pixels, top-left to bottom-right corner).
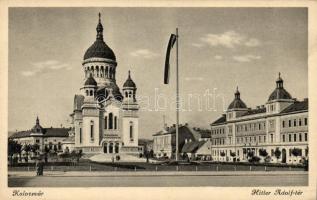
115;143;119;153
109;143;113;154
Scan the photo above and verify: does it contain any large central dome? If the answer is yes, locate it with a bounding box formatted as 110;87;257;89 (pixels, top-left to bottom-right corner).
83;14;116;61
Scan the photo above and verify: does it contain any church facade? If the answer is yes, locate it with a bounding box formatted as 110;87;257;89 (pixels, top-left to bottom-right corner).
70;14;140;155
210;74;308;164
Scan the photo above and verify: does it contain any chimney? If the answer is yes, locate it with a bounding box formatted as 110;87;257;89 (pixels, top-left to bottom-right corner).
185;123;188;126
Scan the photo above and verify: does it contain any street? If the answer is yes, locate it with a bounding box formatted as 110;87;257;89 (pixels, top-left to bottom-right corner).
8;174;308;187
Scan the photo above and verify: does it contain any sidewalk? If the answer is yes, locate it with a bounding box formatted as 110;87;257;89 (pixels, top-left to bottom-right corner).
8;170;308;177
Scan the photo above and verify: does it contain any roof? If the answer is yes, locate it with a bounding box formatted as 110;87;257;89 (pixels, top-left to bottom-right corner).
152;125;201;140
228;89;247;110
241;107;266;116
9;128;71;139
84;74;97;86
123;71;136;88
181;140;206;153
280;100;308;114
97;82;123;101
84;40;116;61
268;87;292;101
83;16;116;61
211;115;226;125
74;95;84;111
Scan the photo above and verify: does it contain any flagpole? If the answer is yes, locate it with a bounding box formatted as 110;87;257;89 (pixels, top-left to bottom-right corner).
175;28;179;162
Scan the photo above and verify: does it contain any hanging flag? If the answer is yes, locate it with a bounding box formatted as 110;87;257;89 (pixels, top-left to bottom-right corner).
164;34;177;84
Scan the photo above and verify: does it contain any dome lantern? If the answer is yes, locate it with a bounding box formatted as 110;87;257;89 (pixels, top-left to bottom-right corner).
227;86;247;110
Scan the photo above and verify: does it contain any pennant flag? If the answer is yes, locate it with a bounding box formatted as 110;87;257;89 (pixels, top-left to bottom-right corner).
164;34;177;84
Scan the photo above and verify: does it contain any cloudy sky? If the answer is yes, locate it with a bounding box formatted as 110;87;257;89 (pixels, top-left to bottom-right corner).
9;8;307;138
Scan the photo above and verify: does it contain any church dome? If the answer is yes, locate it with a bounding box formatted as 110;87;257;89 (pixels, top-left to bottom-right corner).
123;70;136;88
83;13;116;61
228;87;247;110
268;73;292;101
84;73;97;86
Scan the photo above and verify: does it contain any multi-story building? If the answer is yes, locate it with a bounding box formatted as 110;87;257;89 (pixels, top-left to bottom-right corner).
210;74;308;164
152;124;210;158
9;117;70;153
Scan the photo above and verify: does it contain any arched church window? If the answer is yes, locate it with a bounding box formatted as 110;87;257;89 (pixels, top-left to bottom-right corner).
101;66;104;77
108;113;113;129
86;90;89;96
104;116;107;129
105;66;108;78
90;90;93;96
114;116;117;129
129;91;132;98
129;121;133;140
125;91;128;98
96;66;99;77
90;120;94;139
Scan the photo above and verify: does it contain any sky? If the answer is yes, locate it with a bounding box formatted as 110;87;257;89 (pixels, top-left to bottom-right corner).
9;8;308;139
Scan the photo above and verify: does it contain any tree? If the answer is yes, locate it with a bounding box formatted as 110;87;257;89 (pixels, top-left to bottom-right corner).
22;144;31;163
8;139;22;165
274;148;281;159
291;148;302;157
247;151;254;159
259;148;268;157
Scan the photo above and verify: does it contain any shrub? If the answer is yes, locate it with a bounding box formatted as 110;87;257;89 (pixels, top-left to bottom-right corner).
116;155;120;161
264;156;271;163
230;152;236;157
291;148;302;157
248;156;261;163
259;148;268;157
220;152;226;157
274;148;281;159
247;151;254;158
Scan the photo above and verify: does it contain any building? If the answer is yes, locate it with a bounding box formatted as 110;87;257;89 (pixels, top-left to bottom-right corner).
9;117;70;153
210;73;308;164
152;124;210;158
70;13;140;155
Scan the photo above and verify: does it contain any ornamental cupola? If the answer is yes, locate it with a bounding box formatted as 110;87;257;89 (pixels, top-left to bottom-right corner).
227;87;247;110
268;72;292;102
82;13;118;87
266;73;294;114
122;71;138;110
83;73;97;99
31;116;43;133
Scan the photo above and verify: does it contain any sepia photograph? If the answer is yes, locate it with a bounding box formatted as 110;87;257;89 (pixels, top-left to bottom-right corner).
1;1;317;200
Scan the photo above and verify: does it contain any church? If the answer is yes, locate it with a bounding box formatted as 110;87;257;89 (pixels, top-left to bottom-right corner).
70;13;140;155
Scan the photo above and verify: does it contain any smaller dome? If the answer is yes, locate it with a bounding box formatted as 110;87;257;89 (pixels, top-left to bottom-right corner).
268;73;292;101
227;87;247;110
31;117;43;133
84;73;97;86
123;70;136;88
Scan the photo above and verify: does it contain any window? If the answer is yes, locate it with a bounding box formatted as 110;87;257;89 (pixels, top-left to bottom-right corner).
299;119;302;126
108;113;113;129
129;121;133;140
264;136;266;143
304;133;308;141
90;121;94;139
90;90;93;96
282;121;285;128
294;134;297;142
58;142;62;150
299;133;302;142
289;149;292;156
289;120;291;127
304;118;308;126
104;116;107;129
79;127;82;143
86;90;89;96
294;119;297;127
114;116;117;129
289;134;292;142
270;134;273;143
282;135;285;142
36;139;40;143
